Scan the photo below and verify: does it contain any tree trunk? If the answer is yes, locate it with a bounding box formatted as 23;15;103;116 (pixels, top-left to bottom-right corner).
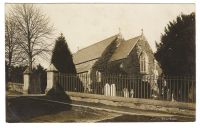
28;55;32;94
28;54;32;72
7;53;12;82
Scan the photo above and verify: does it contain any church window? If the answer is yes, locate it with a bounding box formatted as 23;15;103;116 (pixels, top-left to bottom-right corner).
140;52;149;74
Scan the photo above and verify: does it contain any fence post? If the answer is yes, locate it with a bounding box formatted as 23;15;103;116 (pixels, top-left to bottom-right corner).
23;67;31;94
46;64;58;93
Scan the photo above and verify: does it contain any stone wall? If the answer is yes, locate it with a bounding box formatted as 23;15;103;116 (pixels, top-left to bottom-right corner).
123;38;158;76
7;82;23;93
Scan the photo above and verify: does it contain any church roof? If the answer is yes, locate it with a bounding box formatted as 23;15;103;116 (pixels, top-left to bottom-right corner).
73;35;118;64
72;34;144;73
75;59;97;73
109;35;141;62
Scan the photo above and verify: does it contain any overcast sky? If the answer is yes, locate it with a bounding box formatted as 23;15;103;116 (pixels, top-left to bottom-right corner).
38;4;194;52
5;3;195;67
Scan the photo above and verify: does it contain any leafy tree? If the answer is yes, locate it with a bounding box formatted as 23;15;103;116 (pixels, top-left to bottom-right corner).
51;34;76;74
155;13;195;76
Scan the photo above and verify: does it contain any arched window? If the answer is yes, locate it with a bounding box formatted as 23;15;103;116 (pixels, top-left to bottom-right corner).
140;52;149;74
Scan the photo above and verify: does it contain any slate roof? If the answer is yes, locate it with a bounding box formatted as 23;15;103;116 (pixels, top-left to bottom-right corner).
73;34;143;73
73;35;118;64
75;60;97;73
109;35;141;62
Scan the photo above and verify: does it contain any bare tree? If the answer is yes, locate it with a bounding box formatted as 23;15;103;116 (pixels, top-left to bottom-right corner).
5;15;18;68
9;4;54;71
5;14;27;81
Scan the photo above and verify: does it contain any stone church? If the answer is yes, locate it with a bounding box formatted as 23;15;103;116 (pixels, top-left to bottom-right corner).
73;32;162;78
72;31;162;96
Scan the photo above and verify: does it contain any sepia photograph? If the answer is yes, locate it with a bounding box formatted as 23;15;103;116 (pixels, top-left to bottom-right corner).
4;2;196;124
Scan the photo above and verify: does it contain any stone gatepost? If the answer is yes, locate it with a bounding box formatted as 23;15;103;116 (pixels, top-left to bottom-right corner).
23;67;31;94
46;64;58;93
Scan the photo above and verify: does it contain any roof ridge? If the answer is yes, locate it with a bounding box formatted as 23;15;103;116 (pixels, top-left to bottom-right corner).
125;35;143;57
73;34;118;55
125;35;141;42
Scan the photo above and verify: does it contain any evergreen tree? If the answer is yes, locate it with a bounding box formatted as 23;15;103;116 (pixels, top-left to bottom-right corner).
6;64;26;83
155;13;195;76
51;34;76;74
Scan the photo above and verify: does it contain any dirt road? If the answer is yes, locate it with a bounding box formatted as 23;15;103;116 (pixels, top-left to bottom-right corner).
6;96;195;122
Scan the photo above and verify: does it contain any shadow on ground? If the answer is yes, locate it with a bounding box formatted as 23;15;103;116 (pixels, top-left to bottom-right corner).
6;84;72;123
